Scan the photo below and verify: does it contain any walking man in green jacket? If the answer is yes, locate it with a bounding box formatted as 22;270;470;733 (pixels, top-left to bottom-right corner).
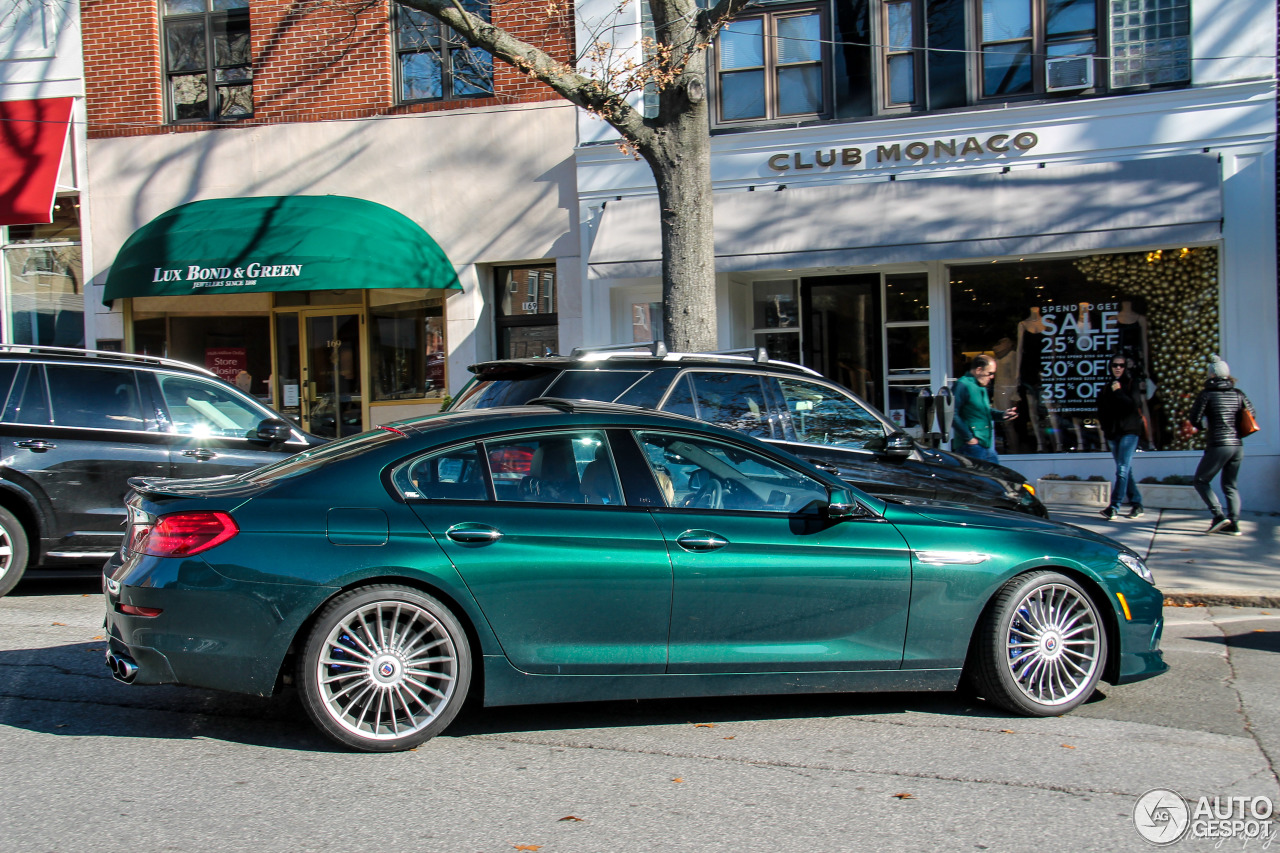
953;354;1017;464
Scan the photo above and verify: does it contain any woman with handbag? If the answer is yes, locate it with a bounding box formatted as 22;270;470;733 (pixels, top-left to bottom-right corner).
1097;355;1145;520
1189;356;1258;535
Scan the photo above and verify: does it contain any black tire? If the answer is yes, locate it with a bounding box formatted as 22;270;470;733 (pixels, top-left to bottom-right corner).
298;584;471;752
0;506;31;598
965;571;1107;716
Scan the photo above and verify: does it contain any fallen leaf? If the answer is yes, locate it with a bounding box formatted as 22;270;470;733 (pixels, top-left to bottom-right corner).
671;778;684;783
1061;744;1076;749
892;792;915;799
1255;629;1266;633
51;622;66;627
512;845;542;851
722;736;735;740
1262;611;1272;616
999;729;1015;734
558;816;583;822
92;635;104;640
693;723;715;728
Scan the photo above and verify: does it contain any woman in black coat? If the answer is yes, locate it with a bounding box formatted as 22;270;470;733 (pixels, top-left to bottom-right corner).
1097;355;1145;520
1190;356;1257;535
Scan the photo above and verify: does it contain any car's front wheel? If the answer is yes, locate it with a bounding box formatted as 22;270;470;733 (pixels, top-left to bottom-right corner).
299;585;471;752
966;571;1107;716
0;506;31;598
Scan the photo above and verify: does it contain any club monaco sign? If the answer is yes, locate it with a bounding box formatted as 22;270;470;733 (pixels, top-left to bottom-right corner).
766;131;1040;173
151;262;305;291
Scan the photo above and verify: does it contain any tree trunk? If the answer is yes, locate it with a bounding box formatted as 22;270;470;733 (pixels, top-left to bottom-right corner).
644;92;718;353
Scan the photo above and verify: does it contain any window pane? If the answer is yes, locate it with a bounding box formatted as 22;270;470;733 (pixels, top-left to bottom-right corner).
720;69;766;119
397;6;439;48
157;375;265;437
1047;38;1095;56
211;0;248;9
452;46;493;96
1046;0;1095;36
887;2;913;49
370;293;445;400
396;446;488;501
485;431;611;504
164;0;205;13
776;13;821;64
981;0;1031;41
212;15;250;66
687;372;771;438
778;65;822;114
753;280;798;329
776;378;886;448
983;43;1032;95
166;19;207;72
885;273;928;321
217;84;253;117
6;246;84;347
720;19;764;70
47;367;145;430
887;54;914;103
171;74;209;119
886;326;930;374
9;366;49;425
401;53;444;100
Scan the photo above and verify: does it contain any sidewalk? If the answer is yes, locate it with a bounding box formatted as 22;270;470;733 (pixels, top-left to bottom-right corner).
1046;504;1280;607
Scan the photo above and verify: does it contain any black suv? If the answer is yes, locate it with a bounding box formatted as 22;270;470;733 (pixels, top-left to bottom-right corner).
448;347;1046;519
0;346;323;596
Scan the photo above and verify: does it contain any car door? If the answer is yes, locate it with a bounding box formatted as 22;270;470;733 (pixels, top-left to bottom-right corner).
633;429;912;674
764;374;939;502
400;429;673;675
150;371;309;478
0;363;169;555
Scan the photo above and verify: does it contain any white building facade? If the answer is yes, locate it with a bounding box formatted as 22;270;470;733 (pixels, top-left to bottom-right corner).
571;0;1280;509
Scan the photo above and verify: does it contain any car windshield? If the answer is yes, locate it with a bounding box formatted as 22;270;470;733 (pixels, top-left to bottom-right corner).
449;372;557;411
245;428;405;484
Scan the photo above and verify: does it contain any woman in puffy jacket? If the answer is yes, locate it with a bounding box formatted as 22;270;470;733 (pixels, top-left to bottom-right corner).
1097;355;1145;520
1189;356;1257;535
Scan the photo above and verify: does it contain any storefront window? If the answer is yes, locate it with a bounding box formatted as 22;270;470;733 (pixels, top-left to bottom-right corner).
369;290;446;400
2;199;83;347
496;265;558;358
752;280;800;362
949;247;1219;455
885;272;929;429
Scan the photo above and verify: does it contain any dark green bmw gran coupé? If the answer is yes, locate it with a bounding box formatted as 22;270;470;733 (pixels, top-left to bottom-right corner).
103;401;1166;752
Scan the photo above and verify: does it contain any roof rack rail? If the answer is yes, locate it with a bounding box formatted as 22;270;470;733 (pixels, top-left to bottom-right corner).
0;344;218;377
570;340;668;358
565;343;821;377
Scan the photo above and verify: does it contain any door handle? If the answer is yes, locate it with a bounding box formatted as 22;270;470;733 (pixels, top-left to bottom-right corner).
808;459;840;473
182;449;218;460
445;524;502;544
15;440;55;451
675;530;729;552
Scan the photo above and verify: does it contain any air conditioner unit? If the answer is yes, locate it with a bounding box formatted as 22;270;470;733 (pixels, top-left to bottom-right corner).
1046;55;1095;91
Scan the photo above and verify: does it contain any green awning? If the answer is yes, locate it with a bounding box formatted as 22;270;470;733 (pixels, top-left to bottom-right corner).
103;195;461;303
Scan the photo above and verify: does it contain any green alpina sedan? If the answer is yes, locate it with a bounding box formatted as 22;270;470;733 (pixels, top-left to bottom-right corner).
103;402;1166;752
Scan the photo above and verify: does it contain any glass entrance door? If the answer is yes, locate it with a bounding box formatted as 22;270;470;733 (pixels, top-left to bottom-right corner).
802;275;883;410
302;312;363;439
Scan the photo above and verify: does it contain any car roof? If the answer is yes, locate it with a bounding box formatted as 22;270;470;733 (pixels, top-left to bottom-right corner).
0;345;217;378
468;348;823;379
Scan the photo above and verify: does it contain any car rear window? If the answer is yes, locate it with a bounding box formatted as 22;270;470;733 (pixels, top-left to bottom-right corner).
245;428;404;484
449;373;557;411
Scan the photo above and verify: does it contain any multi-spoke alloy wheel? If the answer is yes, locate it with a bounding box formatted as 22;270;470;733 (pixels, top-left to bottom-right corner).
0;506;30;599
299;585;471;751
967;571;1107;716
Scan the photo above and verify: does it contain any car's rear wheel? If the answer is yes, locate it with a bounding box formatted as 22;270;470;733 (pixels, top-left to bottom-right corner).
0;507;31;598
966;571;1107;716
299;584;471;752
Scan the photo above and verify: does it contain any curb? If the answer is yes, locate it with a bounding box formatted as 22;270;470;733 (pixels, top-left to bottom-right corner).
1162;592;1280;608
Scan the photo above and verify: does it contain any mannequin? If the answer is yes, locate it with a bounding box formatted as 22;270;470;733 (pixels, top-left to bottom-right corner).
1015;306;1061;452
1115;298;1154;446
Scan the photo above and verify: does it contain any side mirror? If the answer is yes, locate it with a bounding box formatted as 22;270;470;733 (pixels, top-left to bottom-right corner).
825;487;862;520
881;431;914;458
255;418;293;443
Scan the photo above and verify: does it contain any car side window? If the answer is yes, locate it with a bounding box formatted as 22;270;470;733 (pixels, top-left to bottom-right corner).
157;375;265;438
776;377;887;449
44;365;146;431
635;430;827;513
484;430;621;505
660;372;772;438
4;364;50;425
393;444;488;501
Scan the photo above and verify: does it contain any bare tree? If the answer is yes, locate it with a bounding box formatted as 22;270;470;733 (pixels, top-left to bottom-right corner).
397;0;757;351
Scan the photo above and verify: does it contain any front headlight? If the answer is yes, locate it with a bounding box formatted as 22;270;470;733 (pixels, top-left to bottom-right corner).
1119;552;1154;584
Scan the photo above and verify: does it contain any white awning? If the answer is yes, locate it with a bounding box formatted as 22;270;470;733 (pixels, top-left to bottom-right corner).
587;155;1223;279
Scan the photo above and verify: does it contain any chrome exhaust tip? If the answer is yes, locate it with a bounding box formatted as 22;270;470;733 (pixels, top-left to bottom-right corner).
106;652;139;684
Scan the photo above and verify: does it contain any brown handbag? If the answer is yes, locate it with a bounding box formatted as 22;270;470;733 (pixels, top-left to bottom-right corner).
1237;393;1260;437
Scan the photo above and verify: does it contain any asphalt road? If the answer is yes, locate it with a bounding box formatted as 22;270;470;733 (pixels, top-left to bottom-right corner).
1;576;1277;853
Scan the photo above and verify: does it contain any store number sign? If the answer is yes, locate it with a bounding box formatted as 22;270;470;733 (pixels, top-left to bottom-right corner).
1035;301;1123;415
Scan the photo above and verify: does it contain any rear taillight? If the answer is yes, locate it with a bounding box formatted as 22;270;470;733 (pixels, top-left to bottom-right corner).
142;511;239;557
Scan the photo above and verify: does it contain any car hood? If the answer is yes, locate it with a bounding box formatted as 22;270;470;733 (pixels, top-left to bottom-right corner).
916;444;1027;485
885;499;1126;551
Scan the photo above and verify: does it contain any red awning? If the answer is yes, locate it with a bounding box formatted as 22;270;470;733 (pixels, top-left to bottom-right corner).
0;97;74;227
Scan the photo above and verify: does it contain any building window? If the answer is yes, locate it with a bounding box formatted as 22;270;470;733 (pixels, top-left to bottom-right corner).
496;266;558;358
882;0;920;107
395;1;494;102
1109;0;1191;88
715;6;827;124
369;290;447;400
751;280;800;362
979;0;1099;98
948;247;1218;456
162;0;253;122
1;199;83;347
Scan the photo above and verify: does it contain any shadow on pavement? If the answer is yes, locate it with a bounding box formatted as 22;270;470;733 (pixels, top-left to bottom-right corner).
1190;630;1280;654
